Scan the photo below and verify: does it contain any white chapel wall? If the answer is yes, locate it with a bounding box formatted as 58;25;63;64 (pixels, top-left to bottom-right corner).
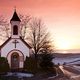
1;38;30;59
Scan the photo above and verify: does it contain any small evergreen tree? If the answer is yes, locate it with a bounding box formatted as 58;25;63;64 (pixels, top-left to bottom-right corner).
39;53;54;70
0;57;10;74
39;53;57;74
24;56;37;73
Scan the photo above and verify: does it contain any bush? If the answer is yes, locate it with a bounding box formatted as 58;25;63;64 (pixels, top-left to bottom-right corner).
0;57;10;74
39;53;54;70
24;54;56;74
24;56;37;73
38;53;57;75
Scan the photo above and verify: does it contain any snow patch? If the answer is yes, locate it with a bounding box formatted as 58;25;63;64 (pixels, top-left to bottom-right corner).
53;57;80;65
5;72;33;77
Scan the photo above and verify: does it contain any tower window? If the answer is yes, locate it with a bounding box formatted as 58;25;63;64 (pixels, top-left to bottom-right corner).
13;25;18;35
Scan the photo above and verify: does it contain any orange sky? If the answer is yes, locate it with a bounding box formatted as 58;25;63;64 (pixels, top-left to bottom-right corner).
0;0;80;52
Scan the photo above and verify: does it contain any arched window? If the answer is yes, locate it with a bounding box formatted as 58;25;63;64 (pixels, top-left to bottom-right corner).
13;25;18;35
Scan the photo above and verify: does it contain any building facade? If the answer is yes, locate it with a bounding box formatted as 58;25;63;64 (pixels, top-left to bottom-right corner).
0;10;32;69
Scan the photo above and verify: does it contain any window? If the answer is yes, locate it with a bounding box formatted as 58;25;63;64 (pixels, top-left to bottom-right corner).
13;25;18;35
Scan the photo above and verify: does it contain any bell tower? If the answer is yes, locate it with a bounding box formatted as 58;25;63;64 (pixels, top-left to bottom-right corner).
10;10;21;38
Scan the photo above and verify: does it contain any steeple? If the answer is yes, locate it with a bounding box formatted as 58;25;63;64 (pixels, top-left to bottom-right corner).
10;10;21;38
10;10;21;22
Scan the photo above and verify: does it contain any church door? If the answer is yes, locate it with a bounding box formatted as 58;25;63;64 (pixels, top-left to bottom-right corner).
11;52;19;69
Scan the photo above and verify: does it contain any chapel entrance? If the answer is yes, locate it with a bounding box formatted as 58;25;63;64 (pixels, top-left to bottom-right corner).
11;52;19;69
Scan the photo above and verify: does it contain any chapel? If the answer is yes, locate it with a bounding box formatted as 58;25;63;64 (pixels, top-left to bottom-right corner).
0;10;32;69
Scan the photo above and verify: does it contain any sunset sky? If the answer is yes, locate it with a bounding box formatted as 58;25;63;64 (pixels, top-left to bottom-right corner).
0;0;80;52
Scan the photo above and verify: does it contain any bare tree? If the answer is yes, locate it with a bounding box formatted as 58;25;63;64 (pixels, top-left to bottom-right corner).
0;15;54;56
19;14;31;39
0;15;10;42
0;14;54;71
26;18;53;59
0;14;31;42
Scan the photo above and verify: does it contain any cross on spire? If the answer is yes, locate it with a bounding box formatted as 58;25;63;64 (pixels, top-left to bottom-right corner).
10;7;21;22
14;6;16;12
13;40;19;48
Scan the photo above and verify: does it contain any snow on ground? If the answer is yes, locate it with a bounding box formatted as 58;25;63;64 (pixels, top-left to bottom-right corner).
73;65;80;69
67;65;80;79
59;65;80;79
5;72;33;77
52;57;80;65
72;65;80;71
70;75;80;80
68;61;80;65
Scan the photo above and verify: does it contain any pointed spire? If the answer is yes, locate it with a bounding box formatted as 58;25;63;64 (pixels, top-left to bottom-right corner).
10;8;21;22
